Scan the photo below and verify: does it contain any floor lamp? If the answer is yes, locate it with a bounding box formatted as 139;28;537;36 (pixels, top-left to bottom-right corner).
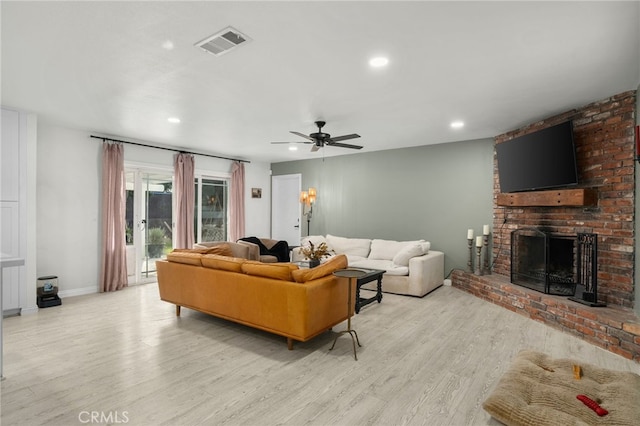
300;187;316;236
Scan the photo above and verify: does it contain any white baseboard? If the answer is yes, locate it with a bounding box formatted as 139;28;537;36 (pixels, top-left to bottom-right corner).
21;306;39;315
58;286;98;299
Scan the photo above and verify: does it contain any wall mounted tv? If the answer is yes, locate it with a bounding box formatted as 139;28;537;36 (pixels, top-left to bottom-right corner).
496;121;578;193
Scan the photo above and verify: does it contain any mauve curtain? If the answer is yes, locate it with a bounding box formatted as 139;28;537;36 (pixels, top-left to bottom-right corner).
100;142;128;292
174;153;195;249
229;161;245;242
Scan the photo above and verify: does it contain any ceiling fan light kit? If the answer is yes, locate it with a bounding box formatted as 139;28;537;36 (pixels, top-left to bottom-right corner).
271;121;363;152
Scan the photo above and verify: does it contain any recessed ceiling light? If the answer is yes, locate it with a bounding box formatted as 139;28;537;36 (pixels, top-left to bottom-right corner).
168;117;181;124
450;121;464;129
162;40;174;50
369;56;389;68
288;145;298;151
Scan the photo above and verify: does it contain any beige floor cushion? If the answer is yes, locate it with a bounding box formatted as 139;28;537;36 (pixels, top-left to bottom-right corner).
483;350;640;426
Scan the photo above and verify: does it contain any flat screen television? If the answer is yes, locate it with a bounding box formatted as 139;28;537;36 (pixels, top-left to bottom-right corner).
496;121;578;193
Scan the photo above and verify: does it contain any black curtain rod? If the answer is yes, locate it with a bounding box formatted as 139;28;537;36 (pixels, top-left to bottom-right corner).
90;135;250;163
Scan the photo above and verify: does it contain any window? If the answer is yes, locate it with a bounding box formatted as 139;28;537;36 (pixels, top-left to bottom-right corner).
195;177;228;242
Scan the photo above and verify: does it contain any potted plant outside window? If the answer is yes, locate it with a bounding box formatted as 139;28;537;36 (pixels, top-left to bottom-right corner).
147;227;167;258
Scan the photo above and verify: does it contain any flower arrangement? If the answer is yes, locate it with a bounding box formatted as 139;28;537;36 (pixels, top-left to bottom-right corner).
300;241;333;261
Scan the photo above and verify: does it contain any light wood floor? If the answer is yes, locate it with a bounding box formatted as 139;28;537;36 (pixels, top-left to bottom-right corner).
2;283;639;426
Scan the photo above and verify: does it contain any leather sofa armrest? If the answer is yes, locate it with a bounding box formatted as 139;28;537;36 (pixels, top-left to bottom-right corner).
236;240;260;261
407;250;444;295
195;241;252;259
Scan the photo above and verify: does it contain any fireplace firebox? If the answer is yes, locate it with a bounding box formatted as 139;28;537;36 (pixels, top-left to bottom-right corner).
510;228;577;296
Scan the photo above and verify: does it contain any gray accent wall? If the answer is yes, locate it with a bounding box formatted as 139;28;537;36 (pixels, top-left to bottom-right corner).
271;139;495;277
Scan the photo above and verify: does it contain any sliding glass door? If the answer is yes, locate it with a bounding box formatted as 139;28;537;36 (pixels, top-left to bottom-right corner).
125;169;174;284
124;170;228;283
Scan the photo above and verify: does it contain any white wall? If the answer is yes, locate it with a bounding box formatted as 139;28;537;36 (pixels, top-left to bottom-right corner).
36;122;271;296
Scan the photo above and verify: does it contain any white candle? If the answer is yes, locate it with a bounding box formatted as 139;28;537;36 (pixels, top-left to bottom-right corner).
467;229;474;239
483;224;490;235
476;236;483;247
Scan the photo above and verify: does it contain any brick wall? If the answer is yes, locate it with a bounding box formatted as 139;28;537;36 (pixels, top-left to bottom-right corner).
492;91;636;309
451;90;639;362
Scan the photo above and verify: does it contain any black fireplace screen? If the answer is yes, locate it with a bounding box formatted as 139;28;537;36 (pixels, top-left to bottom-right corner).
511;228;577;296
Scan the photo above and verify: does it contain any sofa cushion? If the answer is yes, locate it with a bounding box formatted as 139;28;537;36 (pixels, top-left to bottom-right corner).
173;247;212;254
301;235;328;248
241;261;298;281
166;251;203;266
260;255;279;263
392;243;425;267
326;234;371;258
369;239;426;260
205;243;234;257
350;258;409;276
291;254;348;283
345;254;367;264
201;254;245;272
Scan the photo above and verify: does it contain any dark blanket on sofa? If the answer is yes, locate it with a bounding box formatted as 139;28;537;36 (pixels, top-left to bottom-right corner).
239;237;290;262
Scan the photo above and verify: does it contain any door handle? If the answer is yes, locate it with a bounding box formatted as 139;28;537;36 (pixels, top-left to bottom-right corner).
294;225;300;229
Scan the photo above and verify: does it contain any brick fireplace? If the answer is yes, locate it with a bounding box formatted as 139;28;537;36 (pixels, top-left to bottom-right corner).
452;90;640;362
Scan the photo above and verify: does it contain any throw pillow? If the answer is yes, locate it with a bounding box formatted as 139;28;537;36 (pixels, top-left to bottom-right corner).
301;235;328;249
241;261;299;281
326;234;371;257
201;254;245;272
370;239;426;260
392;244;424;266
291;254;348;283
420;241;431;254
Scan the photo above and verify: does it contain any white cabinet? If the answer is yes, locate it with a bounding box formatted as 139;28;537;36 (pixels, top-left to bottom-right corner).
1;107;27;315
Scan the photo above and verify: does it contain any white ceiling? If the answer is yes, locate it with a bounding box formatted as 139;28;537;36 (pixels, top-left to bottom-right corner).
2;1;639;163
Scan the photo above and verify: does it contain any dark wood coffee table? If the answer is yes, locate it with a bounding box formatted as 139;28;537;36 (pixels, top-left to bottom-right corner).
352;268;385;313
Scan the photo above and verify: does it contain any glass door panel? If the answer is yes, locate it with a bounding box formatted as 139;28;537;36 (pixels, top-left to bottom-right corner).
125;169;173;284
195;178;228;243
125;172;136;284
141;172;173;280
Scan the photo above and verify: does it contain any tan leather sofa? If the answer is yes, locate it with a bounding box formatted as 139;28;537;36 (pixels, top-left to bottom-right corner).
156;251;351;349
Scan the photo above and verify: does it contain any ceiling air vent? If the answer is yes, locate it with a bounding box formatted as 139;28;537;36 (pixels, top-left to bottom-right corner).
195;27;251;57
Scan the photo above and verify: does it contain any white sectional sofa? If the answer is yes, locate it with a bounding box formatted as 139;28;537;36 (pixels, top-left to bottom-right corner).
292;234;444;297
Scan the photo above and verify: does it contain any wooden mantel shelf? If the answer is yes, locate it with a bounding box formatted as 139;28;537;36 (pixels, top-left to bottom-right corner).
496;188;597;207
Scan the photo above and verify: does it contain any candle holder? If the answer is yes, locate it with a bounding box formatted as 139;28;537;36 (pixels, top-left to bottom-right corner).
483;234;491;275
474;245;483;276
467;238;474;272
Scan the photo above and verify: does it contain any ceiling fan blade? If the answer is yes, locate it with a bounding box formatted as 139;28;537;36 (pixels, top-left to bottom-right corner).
290;131;315;142
328;133;360;142
327;142;363;150
310;144;320;152
271;141;313;144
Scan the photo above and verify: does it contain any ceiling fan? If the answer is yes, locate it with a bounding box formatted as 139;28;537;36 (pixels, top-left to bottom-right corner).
271;121;362;152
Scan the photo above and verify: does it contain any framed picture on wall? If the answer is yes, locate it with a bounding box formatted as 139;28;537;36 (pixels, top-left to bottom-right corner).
251;188;262;198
